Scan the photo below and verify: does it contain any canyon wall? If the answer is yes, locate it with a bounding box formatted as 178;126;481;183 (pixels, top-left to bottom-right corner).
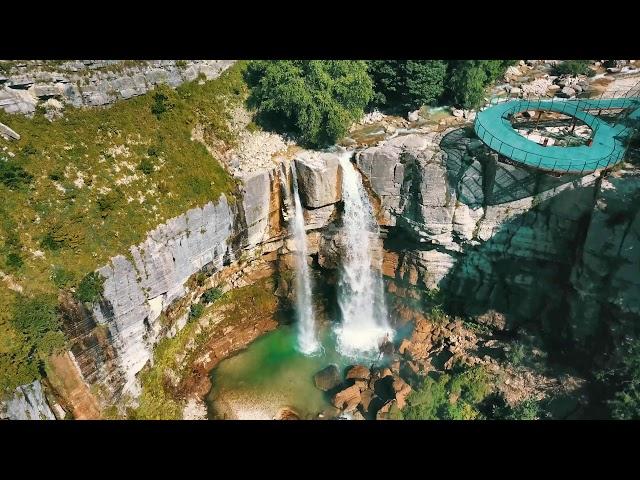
4;126;638;418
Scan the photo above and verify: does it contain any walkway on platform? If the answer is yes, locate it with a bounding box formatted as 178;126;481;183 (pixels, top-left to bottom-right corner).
474;95;640;174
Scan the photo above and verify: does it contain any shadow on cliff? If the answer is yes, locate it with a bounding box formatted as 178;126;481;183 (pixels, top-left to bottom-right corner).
440;127;584;206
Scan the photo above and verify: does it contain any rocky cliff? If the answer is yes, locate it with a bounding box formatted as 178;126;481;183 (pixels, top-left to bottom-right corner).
350;130;640;356
0;60;235;117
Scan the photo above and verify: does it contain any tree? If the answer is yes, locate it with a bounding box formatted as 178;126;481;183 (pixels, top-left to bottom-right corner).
245;60;373;148
368;60;447;113
446;60;515;109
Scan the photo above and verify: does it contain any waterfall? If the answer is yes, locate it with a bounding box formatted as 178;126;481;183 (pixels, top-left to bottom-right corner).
290;162;320;355
336;152;392;357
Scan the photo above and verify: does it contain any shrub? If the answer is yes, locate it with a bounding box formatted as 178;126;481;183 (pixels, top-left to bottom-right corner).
245;60;373;148
138;158;154;175
555;60;595;77
51;266;75;289
11;295;64;353
151;90;174;119
21;143;38;156
401;366;492;420
189;303;205;320
201;287;223;305
5;252;23;271
75;271;105;304
96;189;123;217
505;341;527;367
48;169;64;181
0;161;33;190
490;395;541;420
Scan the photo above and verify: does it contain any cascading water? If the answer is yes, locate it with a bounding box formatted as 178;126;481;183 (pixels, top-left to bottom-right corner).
290;162;320;355
336;151;393;357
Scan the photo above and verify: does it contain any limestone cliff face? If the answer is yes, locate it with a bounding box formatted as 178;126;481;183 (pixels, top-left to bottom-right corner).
61;166;283;405
0;60;235;115
0;381;55;420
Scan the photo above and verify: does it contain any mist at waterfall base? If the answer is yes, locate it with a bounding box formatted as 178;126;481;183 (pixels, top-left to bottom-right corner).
206;152;397;419
334;152;393;357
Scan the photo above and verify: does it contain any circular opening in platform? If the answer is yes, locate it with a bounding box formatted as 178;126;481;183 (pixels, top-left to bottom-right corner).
510;110;593;147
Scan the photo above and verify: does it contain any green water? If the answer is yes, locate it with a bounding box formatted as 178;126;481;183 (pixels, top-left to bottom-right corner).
206;324;383;420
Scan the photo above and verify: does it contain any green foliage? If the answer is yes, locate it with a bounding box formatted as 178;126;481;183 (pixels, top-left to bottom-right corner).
151;90;173;119
0;160;33;190
75;271;105;304
189;303;205;320
446;60;514;109
96;189;123;217
5;252;23;271
505;341;527;367
400;366;493;420
201;287;223;305
555;60;595;77
175;60;188;69
598;339;640;419
48;169;64;181
368;60;447;113
51;266;75;289
245;60;373;148
491;396;541;420
40;218;85;251
11;295;65;356
138;158;154;175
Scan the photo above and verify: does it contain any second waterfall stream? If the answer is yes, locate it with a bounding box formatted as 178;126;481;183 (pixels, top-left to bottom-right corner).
291;162;320;354
336;151;393;357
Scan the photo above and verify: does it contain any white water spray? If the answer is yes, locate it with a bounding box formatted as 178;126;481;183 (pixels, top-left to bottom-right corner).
336;152;392;357
290;162;320;355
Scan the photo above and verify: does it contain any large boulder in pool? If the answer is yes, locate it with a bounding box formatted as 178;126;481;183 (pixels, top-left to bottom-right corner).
345;365;370;381
332;384;362;412
314;365;342;391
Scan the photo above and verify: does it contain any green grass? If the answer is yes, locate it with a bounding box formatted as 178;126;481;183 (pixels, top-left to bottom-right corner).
0;61;248;394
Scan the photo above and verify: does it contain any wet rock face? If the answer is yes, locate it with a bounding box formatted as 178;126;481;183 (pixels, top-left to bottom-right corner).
294;151;342;208
0;60;235;115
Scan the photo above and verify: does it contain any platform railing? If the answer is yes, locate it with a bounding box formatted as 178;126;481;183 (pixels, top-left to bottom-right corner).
474;89;640;174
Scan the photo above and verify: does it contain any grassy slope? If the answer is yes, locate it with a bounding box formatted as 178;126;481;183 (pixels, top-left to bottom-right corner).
0;61;247;394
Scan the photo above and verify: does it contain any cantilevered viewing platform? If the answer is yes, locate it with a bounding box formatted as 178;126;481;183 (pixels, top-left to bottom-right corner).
474;90;640;174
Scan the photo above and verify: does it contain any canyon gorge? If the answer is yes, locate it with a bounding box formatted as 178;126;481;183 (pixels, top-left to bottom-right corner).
1;60;639;420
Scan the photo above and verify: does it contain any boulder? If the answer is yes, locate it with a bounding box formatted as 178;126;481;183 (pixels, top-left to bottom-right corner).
408;109;421;122
294;151;342;208
452;108;464;118
346;365;370;381
314;364;342;391
559;86;576;98
360;389;375;413
0;122;20;140
332;384;362;412
392;376;412;409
